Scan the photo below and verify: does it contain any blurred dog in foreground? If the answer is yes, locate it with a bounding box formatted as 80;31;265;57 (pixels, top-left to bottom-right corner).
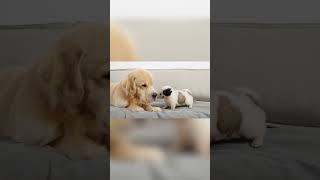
110;120;165;161
213;88;266;147
175;119;210;156
110;119;210;161
0;24;108;160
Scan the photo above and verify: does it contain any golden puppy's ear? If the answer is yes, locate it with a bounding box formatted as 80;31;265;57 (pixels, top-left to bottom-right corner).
46;45;85;113
121;73;137;97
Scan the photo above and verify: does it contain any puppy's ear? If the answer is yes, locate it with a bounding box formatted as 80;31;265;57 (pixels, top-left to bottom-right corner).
121;73;137;97
44;43;85;113
163;88;172;96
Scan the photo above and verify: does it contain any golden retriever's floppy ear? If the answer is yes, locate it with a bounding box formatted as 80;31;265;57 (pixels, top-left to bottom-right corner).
121;72;136;97
44;43;85;113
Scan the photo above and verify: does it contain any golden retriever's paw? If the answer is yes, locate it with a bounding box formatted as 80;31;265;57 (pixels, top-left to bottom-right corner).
145;106;162;112
128;105;145;112
150;107;162;112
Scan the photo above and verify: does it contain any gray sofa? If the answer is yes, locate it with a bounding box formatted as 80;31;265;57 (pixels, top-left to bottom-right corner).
213;22;320;179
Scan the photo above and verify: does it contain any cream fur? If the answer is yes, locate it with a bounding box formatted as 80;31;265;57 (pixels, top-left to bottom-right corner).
160;86;194;110
110;69;161;112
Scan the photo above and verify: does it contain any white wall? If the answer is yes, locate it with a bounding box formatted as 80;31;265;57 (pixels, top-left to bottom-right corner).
117;19;210;61
111;0;210;19
111;0;210;61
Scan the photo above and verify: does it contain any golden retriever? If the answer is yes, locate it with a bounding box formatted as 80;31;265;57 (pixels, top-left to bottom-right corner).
0;24;108;160
110;69;161;112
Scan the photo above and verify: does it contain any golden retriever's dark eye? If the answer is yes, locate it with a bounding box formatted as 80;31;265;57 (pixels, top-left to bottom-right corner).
142;84;147;87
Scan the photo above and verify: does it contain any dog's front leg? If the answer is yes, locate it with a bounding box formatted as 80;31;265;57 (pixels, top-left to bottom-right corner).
143;104;162;112
170;103;176;110
127;104;145;112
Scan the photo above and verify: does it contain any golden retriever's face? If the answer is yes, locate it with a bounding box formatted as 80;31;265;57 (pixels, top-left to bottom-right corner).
122;69;157;104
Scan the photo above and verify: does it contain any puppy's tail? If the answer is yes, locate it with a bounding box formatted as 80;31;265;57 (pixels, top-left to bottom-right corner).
233;87;262;106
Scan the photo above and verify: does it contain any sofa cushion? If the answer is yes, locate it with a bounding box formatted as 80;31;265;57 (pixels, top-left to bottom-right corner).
111;99;210;119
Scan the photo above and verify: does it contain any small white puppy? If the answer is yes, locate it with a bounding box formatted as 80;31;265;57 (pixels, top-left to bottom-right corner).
159;86;193;110
213;88;266;148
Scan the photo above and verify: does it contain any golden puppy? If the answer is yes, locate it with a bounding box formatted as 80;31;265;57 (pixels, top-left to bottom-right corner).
110;119;210;161
175;119;211;157
0;24;108;160
110;23;137;61
110;69;161;112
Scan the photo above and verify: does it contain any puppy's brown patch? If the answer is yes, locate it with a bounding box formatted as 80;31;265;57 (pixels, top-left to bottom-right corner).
178;92;186;104
217;95;242;137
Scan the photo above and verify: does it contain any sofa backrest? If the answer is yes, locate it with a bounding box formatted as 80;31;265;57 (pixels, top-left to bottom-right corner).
111;61;210;101
213;23;320;127
0;23;78;67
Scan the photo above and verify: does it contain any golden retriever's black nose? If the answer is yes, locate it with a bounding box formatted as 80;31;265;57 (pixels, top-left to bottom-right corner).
152;92;157;98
